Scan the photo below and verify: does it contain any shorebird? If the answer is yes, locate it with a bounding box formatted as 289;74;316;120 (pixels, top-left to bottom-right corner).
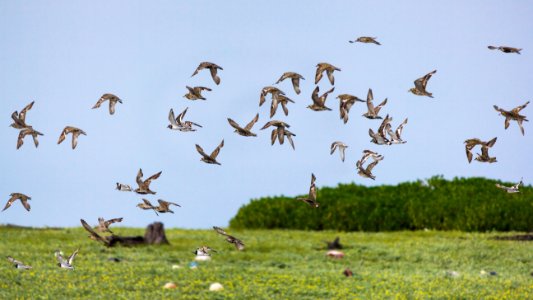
259;86;285;107
409;70;437;98
275;72;305;94
57;126;86;149
228;114;259;137
325;237;343;250
213;226;245;251
369;115;393;145
154;199;181;214
360;150;384;165
315;63;340;85
496;178;523;193
475;144;497;163
270;95;295;118
488;46;522;54
168;107;202;132
308;86;334;111
281;129;296;150
97;217;123;234
330;141;348;162
191;62;223;85
81;219;110;245
92;93;122;115
55;249;78;269
196;139;224;165
297;173;319;207
16;127;43;149
10;101;35;129
2;193;31;212
494;101;529;135
115;183;132;192
362;89;387;119
261;120;290;145
386;118;408;144
356;150;384;180
137;199;159;215
338;94;364;123
349;36;381;45
464;137;497;163
134;168;162;194
184;86;212;100
7;256;32;269
194;246;217;256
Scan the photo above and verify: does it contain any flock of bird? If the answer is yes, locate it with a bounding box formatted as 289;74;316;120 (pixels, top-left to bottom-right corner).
5;37;527;269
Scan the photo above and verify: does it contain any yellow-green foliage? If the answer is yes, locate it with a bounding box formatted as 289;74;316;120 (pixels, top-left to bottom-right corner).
1;227;532;299
230;177;533;231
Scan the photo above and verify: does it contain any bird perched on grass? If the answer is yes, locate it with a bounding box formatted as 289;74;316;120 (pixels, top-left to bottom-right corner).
6;256;32;269
57;126;86;149
55;249;78;269
349;36;381;45
2;193;31;212
213;226;245;251
92;93;122;115
409;70;437;98
228;113;259;137
315;62;341;85
297;173;319;207
488;46;522;54
494;101;529;135
134;168;162;194
196;139;224;165
191;62;223;85
495;178;523;193
275;72;305;94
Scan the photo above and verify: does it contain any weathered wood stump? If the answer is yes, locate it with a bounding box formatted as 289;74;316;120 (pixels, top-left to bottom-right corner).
144;222;170;245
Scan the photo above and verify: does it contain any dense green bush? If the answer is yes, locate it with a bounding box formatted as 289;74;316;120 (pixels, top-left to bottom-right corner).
230;176;533;231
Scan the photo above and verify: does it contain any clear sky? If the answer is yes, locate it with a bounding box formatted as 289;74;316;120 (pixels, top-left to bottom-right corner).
1;1;531;228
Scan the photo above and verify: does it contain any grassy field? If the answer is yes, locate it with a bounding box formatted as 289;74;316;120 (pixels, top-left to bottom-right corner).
1;226;532;299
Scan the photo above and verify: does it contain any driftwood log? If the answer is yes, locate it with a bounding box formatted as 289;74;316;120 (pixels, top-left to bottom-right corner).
106;222;169;247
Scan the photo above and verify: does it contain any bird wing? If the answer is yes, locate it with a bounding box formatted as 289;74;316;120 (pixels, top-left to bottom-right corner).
18;101;35;123
92;97;107;109
315;65;324;84
244;113;259;131
195;144;209;158
366;160;380;172
465;146;473;163
227;118;242;131
210;139;224;159
136;169;144;187
366;89;375;113
311;86;321;105
396;118;408;138
57;128;68;145
213;226;229;237
68;249;79;265
309;173;317;201
104;218;123;227
144;171;162;187
209;67;221;85
374;98;388;114
142;198;154;206
168;109;178;127
20;198;31;211
330;142;338;155
291;77;301;94
270;129;277;145
2;194;18;211
486;137;497;148
326;69;335;85
512;101;530;114
270;97;279;118
286;132;295;150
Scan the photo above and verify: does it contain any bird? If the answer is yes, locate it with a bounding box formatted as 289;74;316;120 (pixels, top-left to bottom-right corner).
409;70;437;98
228;113;259;137
81;219;110;246
297;173;318;207
10;101;35;129
308;86;334;111
196;139;224;165
281;129;296;150
360;150;384;165
349;36;381;45
488;46;522;54
57;126;86;149
134;169;162;194
191;62;223;85
154;199;181;214
194;246;217;256
115;183;132;192
475;143;497;163
356;150;384;180
496;178;523;193
259;86;285;107
55;249;78;269
274;72;305;94
16;127;43;149
369;115;393;145
362;89;387;119
325;237;343;250
343;268;354;277
261;120;290;145
270;95;295;118
6;256;32;269
494;101;529;135
464;137;497;163
168;107;202;132
330;141;348;162
92;93;122;115
97;217;123;234
386;118;408;144
315;63;341;85
213;226;245;251
2;193;31;212
137;199;159;215
183;86;212;100
338;94;364;123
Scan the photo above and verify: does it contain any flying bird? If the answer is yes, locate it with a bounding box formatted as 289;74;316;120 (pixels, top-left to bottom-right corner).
494;101;529;135
92;93;122;115
80;219;109;246
487;46;522;54
183;86;212;100
57;126;86;149
168;107;202;131
315;63;341;85
330;141;348;162
338;94;364;123
369;115;393;145
134;169;162;194
409;70;437;98
270;95;295;118
154;199;181;214
261;120;290;145
275;72;305;94
10;101;35;129
97;217;123;234
475;143;497;163
55;249;78;269
296;173;319;207
259;86;285;107
213;226;245;251
7;256;32;269
495;178;523;193
196;139;224;165
308;86;334;111
2;193;31;212
16;127;43;149
349;36;381;45
191;62;223;85
386;118;408;144
362;89;387;119
356;150;384;180
115;183;132;192
228;114;259;137
137;199;159;215
464;137;497;163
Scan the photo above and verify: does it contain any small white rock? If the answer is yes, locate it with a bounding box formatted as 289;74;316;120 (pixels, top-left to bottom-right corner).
209;282;224;292
164;282;177;289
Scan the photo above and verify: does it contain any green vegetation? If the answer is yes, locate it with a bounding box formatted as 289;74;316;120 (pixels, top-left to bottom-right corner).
230;177;533;231
1;227;532;299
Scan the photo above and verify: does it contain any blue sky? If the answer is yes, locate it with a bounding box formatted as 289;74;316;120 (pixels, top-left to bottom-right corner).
1;1;531;228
